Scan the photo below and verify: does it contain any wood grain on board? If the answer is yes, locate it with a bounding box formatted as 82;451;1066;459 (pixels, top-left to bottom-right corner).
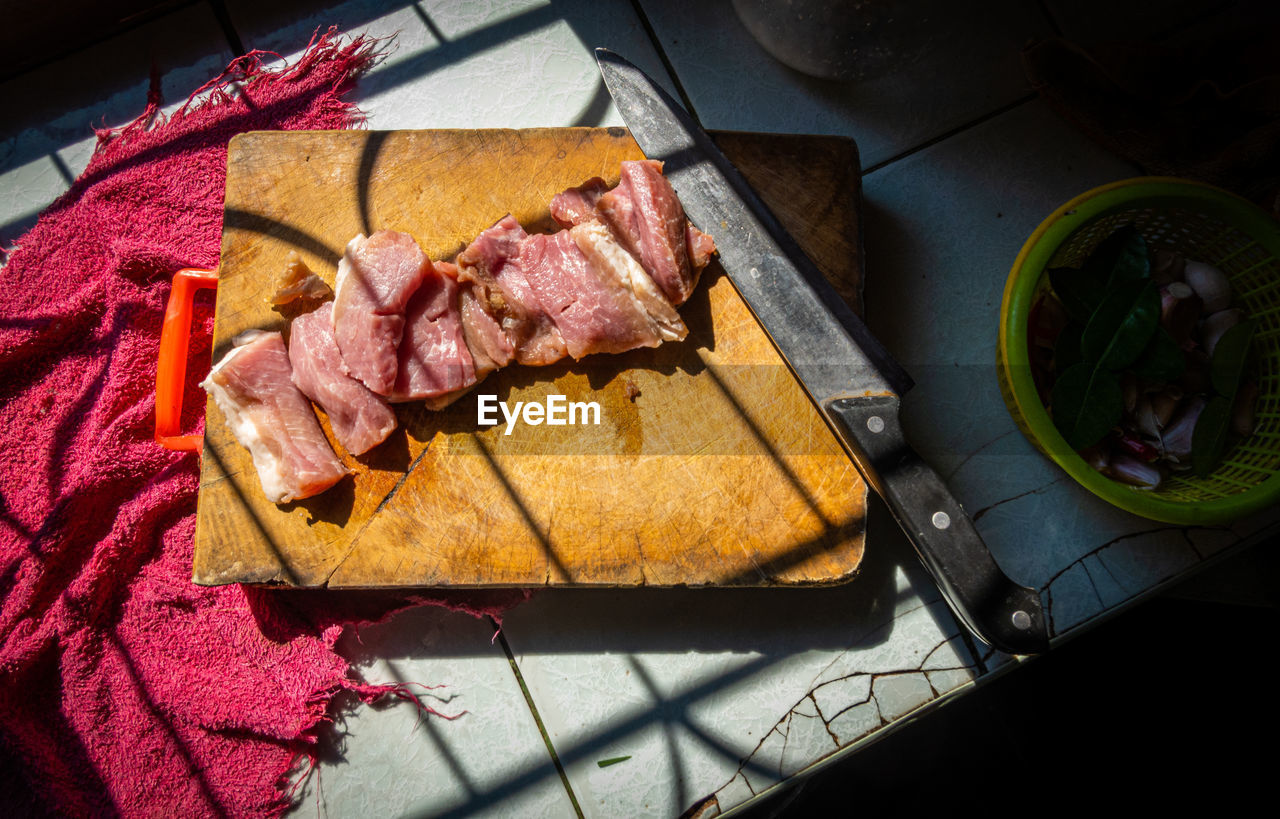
192;128;868;588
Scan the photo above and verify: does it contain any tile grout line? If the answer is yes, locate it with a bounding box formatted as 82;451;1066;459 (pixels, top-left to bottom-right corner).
490;616;585;818
627;0;703;125
861;93;1037;177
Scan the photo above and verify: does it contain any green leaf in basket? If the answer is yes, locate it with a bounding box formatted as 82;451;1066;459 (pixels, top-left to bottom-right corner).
1081;279;1161;371
597;756;631;768
1051;362;1123;450
1131;326;1186;382
1192;395;1235;477
1083;223;1150;290
1048;267;1106;324
1210;319;1257;398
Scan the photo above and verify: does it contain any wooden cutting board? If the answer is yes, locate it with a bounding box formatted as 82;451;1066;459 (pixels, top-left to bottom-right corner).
192;128;868;588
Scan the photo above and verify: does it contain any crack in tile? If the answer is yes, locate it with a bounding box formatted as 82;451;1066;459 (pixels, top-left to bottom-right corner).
941;428;1016;483
1042;523;1233;635
1041;525;1196;590
811;693;842;747
1088;551;1151;607
1182;528;1207;560
971;475;1066;523
727;648;975;788
813;677;874;724
800;598;936;695
921;639;966;669
1077;560;1107;610
775;714;793;779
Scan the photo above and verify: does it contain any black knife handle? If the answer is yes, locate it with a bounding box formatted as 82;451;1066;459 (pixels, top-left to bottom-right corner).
826;395;1049;655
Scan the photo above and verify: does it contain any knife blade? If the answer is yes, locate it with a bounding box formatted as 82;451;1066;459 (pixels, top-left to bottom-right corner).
596;48;1048;655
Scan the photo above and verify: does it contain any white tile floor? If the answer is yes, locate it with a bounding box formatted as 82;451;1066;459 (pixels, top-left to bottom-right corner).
224;0;678;130
294;605;574;817
4;1;1277;816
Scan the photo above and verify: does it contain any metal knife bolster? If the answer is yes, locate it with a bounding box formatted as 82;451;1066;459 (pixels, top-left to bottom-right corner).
824;395;1049;656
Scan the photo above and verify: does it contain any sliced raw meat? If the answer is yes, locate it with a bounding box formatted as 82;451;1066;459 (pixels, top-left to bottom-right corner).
201;331;348;503
549;176;609;229
550;163;716;306
390;261;478;405
332;230;429;394
686;223;716;273
519;223;686;360
459;286;515;378
597;159;712;305
572;221;687;342
289;302;397;456
456;215;567;366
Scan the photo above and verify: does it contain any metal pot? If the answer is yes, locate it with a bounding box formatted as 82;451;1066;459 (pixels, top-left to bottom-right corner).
731;0;935;81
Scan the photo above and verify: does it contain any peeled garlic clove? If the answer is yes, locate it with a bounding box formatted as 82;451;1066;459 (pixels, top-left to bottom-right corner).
1150;388;1183;428
1107;453;1164;488
1183;260;1231;314
1132;394;1162;440
1159;396;1206;463
1151;248;1186;285
1201;308;1245;356
1081;444;1111;472
1233;380;1259;436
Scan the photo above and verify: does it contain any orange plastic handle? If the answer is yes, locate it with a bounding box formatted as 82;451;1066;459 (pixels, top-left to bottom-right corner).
156;268;219;451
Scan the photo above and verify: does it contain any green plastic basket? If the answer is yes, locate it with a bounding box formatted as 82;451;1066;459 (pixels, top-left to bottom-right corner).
997;177;1280;525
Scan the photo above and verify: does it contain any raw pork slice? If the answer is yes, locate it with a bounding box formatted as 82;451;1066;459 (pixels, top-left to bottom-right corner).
519;224;686;360
549;176;609;228
201;331;348;503
456;215;567;366
332;230;429;395
289;302;397;456
390;261;479;406
459;286;516;379
597;159;714;306
572;221;686;342
686;223;716;272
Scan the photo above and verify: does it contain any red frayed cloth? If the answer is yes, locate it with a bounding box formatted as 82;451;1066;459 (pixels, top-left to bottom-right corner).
0;31;526;816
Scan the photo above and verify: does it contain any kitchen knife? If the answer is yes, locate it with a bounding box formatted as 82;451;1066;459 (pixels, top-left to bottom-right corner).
597;48;1049;655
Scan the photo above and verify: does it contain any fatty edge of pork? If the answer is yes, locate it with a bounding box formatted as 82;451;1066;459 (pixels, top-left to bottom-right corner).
200;330;349;503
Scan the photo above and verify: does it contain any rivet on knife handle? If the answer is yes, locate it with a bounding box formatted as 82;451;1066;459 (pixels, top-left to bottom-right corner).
826;395;1049;655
